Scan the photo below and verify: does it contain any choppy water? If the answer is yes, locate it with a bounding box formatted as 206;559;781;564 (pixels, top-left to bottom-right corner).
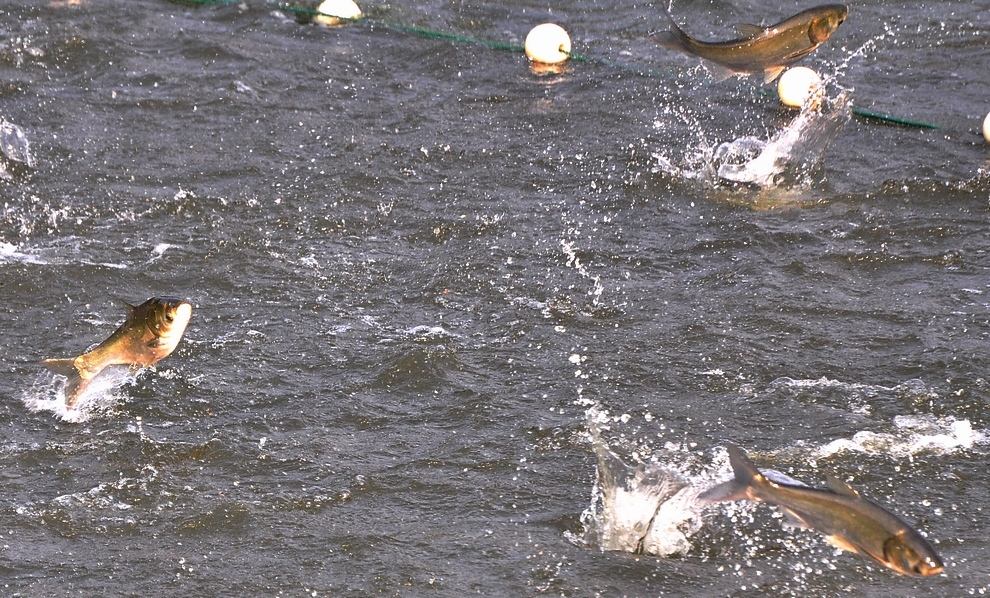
1;0;988;595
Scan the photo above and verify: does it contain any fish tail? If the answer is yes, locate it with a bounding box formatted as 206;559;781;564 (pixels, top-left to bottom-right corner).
650;8;691;52
41;357;88;409
649;8;693;53
697;443;766;504
650;30;690;53
42;357;78;377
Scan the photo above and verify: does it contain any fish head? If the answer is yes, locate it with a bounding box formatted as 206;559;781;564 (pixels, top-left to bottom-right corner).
882;531;944;577
808;5;848;44
139;296;193;353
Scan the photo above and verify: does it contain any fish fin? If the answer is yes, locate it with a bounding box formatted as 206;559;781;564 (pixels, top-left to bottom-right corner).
726;443;768;485
697;443;767;504
41;358;90;409
649;7;693;54
147;337;162;348
735;23;764;38
42;357;79;377
708;63;742;82
762;469;811;488
780;507;812;529
649;30;690;53
762;65;787;84
114;298;138;313
825;534;861;555
697;479;747;504
63;376;92;409
826;475;860;497
782;45;819;64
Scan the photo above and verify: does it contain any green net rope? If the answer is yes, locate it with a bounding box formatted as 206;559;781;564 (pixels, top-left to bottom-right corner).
171;0;942;130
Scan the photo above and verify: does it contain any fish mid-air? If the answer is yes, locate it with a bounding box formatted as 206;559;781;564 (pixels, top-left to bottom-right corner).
651;4;849;83
699;444;944;577
43;297;193;409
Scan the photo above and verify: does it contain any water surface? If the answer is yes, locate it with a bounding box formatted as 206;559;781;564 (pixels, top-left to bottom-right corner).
1;0;988;595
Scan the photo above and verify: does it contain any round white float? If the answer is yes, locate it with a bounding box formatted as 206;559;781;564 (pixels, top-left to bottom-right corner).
777;66;823;109
314;0;362;27
524;23;571;65
982;111;990;144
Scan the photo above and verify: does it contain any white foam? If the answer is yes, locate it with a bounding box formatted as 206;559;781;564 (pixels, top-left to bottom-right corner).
0;241;129;269
771;376;889;392
648;87;850;189
79;258;128;270
0;241;48;264
761;377;983;457
816;415;987;458
35;465;160;515
404;325;456;339
149;243;177;262
766;376;940;416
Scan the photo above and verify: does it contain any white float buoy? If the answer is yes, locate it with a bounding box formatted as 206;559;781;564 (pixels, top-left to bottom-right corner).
982;112;990;144
524;23;571;65
314;0;362;27
777;66;823;109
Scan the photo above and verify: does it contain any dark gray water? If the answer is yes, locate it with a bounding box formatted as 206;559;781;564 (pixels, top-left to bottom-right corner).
1;0;988;595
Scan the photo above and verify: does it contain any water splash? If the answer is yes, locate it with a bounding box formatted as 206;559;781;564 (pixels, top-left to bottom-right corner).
569;408;710;556
714;90;851;187
0;119;33;181
833;22;899;81
22;368;139;423
560;240;605;307
572;403;975;563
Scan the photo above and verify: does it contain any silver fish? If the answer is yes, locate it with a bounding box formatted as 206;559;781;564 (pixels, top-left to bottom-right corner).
700;444;944;577
652;4;849;83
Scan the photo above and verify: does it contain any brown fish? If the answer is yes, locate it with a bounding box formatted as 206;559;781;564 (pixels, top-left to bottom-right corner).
700;444;944;577
652;4;849;83
43;297;192;408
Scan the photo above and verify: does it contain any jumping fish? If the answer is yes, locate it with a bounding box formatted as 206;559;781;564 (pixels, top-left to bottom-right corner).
651;4;849;83
43;297;192;408
700;444;944;577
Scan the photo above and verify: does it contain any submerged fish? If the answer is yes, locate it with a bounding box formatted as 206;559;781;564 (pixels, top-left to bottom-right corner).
700;444;944;577
651;4;848;83
43;297;193;408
